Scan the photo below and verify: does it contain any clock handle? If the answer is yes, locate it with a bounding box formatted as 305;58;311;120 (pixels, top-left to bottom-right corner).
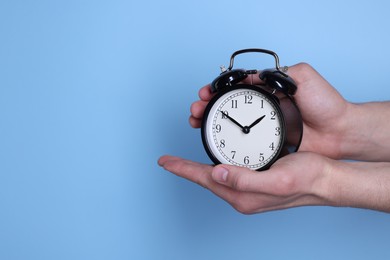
227;48;288;75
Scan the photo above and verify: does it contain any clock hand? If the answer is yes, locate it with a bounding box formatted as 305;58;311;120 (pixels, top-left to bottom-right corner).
247;115;266;129
220;111;245;131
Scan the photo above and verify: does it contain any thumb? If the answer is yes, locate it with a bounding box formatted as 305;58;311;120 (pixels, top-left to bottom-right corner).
211;164;272;192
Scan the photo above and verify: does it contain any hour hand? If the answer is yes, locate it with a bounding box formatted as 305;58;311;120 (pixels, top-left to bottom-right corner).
248;115;266;129
220;111;245;130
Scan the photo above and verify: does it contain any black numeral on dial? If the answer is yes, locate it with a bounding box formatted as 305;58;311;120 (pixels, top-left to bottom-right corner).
231;100;238;108
244;156;250;165
270;111;276;120
221;111;229;119
245;95;253;104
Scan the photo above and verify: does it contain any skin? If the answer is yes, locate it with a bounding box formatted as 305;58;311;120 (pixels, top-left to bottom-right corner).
158;63;390;214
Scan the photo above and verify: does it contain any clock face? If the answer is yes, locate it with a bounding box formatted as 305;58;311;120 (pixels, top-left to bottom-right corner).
201;85;285;170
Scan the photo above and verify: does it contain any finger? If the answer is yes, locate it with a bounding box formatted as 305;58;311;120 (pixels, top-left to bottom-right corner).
236;63;316;87
190;100;208;119
198;84;214;101
158;155;242;203
158;154;181;166
189;116;201;128
211;164;294;196
158;155;216;189
286;63;318;85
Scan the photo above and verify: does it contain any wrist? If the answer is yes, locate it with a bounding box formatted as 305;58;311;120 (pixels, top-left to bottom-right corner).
339;102;390;161
320;160;350;208
338;102;377;160
309;156;342;207
325;160;390;212
337;102;360;160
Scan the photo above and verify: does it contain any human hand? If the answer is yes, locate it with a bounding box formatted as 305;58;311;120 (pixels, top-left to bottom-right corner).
190;63;350;160
159;62;390;214
159;153;390;213
158;152;333;214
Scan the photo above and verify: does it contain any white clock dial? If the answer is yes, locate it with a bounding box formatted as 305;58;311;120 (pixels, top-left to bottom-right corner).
203;86;285;170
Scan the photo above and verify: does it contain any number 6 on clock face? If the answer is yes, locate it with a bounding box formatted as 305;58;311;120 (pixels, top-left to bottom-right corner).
201;85;285;171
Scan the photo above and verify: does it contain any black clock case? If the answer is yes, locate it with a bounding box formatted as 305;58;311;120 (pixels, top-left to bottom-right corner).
202;68;303;170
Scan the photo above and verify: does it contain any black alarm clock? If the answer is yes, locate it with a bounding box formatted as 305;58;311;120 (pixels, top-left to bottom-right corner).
201;49;303;171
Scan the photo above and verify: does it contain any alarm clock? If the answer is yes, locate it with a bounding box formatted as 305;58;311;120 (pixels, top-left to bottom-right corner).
201;49;303;171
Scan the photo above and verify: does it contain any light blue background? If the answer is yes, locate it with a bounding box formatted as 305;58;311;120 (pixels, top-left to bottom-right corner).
1;0;390;259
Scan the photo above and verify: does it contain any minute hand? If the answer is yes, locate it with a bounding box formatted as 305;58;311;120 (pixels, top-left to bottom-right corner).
220;111;245;130
247;115;266;129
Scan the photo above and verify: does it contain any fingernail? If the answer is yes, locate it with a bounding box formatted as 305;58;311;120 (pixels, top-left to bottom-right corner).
213;166;229;183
